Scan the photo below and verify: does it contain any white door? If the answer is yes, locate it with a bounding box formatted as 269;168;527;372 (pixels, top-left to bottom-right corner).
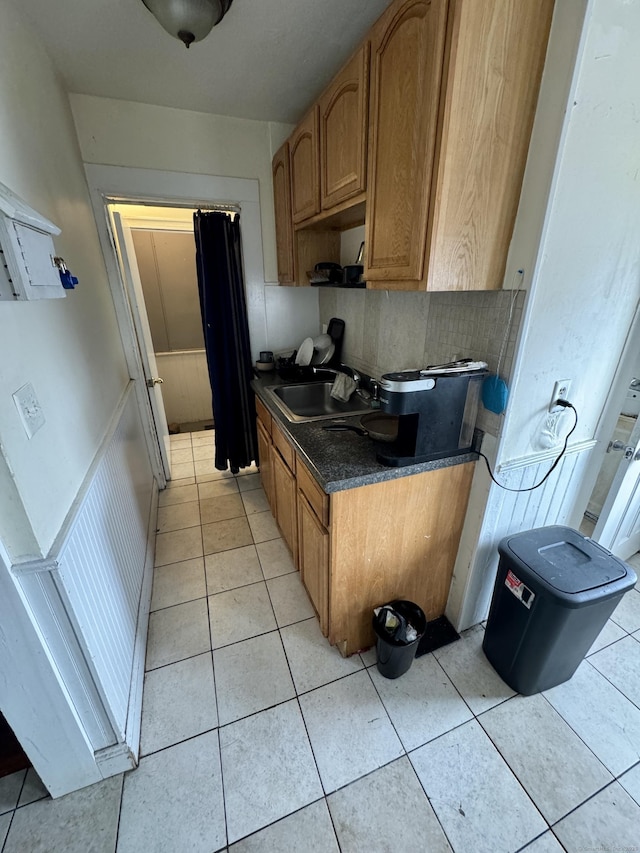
110;211;172;480
593;415;640;558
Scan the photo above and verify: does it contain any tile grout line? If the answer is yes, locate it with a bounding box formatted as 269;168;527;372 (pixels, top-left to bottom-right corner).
471;711;552;834
0;767;28;853
584;645;640;715
539;673;637;781
546;775;635;831
425;643;553;846
264;547;343;844
430;647;481;718
165;449;230;849
514;829;566;853
111;769;126;853
355;663;465;852
227;795;338;851
476;681;621;832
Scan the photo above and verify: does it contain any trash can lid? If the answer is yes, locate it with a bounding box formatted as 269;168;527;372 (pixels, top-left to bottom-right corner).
501;525;629;594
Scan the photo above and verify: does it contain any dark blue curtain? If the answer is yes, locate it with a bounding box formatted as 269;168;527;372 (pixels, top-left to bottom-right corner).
194;211;257;473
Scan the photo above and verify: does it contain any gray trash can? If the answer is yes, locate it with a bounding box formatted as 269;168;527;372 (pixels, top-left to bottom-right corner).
483;525;636;695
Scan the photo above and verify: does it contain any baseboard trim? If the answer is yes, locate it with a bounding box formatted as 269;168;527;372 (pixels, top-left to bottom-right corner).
95;742;136;778
497;439;597;473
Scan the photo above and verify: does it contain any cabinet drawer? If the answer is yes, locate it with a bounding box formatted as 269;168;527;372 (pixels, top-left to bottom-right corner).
297;459;329;526
272;420;295;471
255;397;272;433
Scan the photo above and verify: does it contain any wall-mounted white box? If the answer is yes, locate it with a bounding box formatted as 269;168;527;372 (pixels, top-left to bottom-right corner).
0;181;64;301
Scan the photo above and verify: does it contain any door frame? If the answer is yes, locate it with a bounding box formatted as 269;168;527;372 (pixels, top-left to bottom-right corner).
575;300;640;547
85;165;266;480
109;210;172;480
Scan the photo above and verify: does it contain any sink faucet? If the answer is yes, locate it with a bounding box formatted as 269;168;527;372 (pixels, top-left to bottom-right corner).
311;364;361;386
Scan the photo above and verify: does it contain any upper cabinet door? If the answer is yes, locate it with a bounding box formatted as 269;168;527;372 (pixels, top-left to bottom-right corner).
319;45;369;211
365;0;448;284
290;107;320;224
272;141;296;284
426;0;555;292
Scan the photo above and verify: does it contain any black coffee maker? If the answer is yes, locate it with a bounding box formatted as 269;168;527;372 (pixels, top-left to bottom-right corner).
377;361;487;467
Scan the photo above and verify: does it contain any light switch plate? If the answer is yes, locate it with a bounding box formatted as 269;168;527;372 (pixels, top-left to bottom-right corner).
13;383;45;439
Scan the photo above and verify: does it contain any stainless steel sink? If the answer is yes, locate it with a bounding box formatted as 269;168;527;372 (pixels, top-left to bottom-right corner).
267;382;371;423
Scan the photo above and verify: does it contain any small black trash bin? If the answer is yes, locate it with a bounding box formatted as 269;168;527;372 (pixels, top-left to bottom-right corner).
373;600;427;679
483;525;637;695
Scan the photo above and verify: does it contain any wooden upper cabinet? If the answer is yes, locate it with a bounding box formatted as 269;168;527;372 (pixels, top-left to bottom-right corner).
274;0;554;292
426;0;555;292
365;0;448;285
272;141;295;284
319;45;369;210
365;0;554;292
290;107;320;224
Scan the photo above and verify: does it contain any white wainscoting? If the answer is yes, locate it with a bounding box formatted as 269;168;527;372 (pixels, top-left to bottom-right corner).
13;381;156;783
54;386;155;743
447;438;598;632
156;349;212;426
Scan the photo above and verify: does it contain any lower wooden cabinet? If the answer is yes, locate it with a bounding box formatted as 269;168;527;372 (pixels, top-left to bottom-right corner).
297;455;475;656
256;394;474;656
272;447;298;566
256;401;299;564
256;417;274;512
328;462;474;655
297;491;330;636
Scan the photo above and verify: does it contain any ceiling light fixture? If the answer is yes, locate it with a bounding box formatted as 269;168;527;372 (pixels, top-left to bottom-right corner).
141;0;234;48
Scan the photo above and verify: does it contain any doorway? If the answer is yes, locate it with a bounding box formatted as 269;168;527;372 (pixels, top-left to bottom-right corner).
109;203;216;436
578;301;640;561
84;163;270;486
581;372;640;559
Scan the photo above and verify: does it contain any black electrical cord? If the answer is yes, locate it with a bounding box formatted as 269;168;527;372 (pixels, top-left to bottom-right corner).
474;400;578;493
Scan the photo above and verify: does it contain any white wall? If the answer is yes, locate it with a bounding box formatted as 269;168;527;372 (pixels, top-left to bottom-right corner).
0;1;129;560
448;0;640;630
70;94;289;283
500;0;640;465
70;93;320;354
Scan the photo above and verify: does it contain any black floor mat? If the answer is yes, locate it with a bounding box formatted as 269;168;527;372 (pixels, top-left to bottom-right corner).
415;615;460;657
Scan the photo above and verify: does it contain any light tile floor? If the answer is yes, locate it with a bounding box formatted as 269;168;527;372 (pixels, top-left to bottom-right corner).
2;432;640;852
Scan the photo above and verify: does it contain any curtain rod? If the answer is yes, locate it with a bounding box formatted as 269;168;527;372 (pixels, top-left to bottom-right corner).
106;196;241;214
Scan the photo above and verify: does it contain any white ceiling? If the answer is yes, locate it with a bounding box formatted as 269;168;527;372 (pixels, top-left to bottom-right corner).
17;0;392;124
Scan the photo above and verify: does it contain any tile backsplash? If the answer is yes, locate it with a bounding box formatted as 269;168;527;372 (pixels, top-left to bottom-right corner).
318;287;526;436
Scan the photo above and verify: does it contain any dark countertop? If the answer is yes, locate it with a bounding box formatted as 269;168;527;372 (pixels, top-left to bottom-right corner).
251;374;480;494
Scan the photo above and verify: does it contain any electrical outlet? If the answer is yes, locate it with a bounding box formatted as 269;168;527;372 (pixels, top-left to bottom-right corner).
549;379;572;413
13;383;45;439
